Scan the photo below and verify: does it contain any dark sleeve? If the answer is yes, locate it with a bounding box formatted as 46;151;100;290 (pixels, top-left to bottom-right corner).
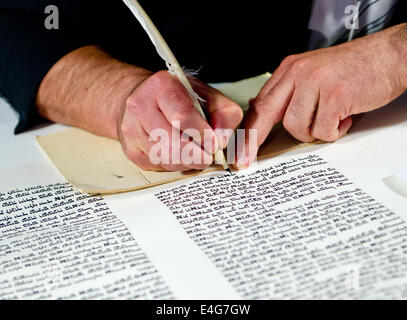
0;9;85;133
392;0;406;25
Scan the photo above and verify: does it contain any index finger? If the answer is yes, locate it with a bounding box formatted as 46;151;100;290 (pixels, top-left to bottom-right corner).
236;77;295;169
156;74;219;155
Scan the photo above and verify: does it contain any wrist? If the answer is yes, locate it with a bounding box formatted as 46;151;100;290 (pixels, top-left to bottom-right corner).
36;45;152;140
389;23;407;91
401;24;407;89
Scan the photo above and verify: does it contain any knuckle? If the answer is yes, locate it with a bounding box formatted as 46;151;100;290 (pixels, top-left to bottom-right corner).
288;102;305;120
119;114;139;140
283;112;312;142
315;112;331;130
125;94;143;116
284;121;312;142
280;54;297;68
149;70;170;88
125;93;137;108
312;122;339;142
290;57;311;74
120;120;132;139
283;114;298;134
253;96;272;115
283;122;305;142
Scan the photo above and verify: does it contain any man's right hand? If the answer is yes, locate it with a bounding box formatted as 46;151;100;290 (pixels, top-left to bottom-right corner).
118;71;243;171
36;46;242;172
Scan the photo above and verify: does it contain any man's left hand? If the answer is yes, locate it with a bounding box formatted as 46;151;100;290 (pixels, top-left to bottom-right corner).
236;23;407;168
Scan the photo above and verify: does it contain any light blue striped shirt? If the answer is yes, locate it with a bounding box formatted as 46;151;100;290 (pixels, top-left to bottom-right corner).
308;0;399;49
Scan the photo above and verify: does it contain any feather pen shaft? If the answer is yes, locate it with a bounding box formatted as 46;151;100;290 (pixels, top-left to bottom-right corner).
122;0;231;173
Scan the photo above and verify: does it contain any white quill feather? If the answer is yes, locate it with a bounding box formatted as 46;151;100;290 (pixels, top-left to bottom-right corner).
122;0;230;171
122;0;204;114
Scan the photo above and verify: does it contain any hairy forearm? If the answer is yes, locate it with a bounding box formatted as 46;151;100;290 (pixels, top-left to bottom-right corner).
36;45;152;139
391;23;407;91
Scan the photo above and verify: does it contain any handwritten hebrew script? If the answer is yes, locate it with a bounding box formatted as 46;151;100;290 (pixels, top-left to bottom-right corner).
0;183;173;299
156;155;407;299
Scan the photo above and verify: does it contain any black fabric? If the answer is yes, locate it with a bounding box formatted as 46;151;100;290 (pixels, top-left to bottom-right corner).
0;1;403;133
0;0;313;133
392;0;406;25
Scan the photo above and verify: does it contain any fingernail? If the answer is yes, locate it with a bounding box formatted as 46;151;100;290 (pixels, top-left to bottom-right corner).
236;154;250;170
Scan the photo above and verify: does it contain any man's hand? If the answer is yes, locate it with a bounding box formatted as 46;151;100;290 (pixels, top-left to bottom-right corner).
36;46;242;172
118;71;243;171
237;23;407;168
